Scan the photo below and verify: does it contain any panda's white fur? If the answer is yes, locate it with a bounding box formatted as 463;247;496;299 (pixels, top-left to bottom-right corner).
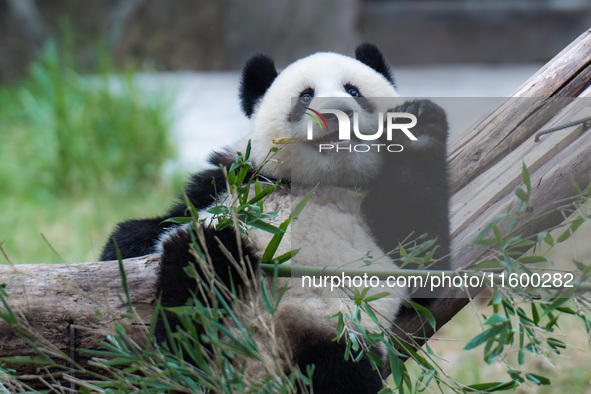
249;186;407;329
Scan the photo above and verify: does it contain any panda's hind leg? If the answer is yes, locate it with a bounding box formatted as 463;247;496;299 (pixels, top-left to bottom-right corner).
276;304;385;394
154;224;260;342
292;335;383;394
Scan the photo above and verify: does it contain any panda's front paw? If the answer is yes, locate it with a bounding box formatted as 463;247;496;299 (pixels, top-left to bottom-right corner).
395;99;447;127
391;100;448;151
157;224;197;307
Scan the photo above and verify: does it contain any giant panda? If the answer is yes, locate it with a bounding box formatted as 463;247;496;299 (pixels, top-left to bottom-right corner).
100;43;449;394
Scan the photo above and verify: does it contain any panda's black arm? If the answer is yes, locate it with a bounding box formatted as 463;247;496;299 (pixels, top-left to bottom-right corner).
363;99;450;305
157;164;260;305
157;225;259;307
362;99;450;271
365;172;450;269
100;217;171;261
100;167;232;261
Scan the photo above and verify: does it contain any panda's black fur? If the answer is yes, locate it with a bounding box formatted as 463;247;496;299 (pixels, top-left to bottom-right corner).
100;43;449;394
362;99;450;277
353;44;396;86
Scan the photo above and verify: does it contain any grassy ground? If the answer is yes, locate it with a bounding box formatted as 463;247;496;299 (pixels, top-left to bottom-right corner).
413;220;591;393
419;300;591;393
420;300;591;393
0;191;177;264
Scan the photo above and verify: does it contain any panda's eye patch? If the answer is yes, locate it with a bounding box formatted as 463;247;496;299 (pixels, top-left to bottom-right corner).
344;84;362;97
299;88;314;104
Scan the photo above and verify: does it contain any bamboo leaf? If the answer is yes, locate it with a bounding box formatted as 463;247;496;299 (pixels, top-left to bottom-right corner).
409;301;436;330
388;351;405;389
522;162;531;194
261;218;291;264
518;255;547;264
247;185;276;205
271;248;300;265
464;324;506;350
465;381;518;392
483;313;509;326
249;219;284;235
291;187;316;219
515;187;529;202
525;373;550;385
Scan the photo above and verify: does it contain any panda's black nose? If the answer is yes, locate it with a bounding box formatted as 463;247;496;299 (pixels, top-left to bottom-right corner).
344;109;354;118
321;108;354;124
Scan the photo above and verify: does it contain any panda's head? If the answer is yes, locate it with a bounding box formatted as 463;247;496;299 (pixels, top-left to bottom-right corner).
239;43;400;187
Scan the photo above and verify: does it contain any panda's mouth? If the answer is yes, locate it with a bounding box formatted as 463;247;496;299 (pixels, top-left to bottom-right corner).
309;131;360;146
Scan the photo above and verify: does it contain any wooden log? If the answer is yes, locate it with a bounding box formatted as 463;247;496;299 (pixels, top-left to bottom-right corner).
0;255;158;375
451;88;591;239
448;29;591;195
2;29;591;375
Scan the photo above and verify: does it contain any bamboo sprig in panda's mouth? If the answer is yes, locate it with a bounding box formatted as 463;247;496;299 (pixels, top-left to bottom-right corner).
272;131;359;145
272;137;356;145
272;137;305;144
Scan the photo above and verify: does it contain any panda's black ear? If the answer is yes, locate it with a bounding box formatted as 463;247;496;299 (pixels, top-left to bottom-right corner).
355;43;395;87
239;54;278;117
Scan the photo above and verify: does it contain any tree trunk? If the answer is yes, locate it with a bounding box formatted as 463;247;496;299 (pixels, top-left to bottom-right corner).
2;29;591;376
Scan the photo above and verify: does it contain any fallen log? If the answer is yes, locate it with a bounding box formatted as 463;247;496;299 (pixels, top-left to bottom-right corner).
0;254;158;358
2;29;591;376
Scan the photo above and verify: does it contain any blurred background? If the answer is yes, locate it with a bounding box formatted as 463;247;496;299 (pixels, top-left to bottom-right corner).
2;0;591;169
1;1;590;391
3;0;591;77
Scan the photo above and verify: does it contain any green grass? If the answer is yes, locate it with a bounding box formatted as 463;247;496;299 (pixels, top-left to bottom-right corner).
0;42;181;264
0;192;176;264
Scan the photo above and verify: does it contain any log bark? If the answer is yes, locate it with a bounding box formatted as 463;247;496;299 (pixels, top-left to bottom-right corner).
448;29;591;195
2;29;591;375
0;255;159;376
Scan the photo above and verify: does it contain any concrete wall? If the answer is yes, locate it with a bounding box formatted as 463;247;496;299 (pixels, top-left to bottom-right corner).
360;1;591;65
